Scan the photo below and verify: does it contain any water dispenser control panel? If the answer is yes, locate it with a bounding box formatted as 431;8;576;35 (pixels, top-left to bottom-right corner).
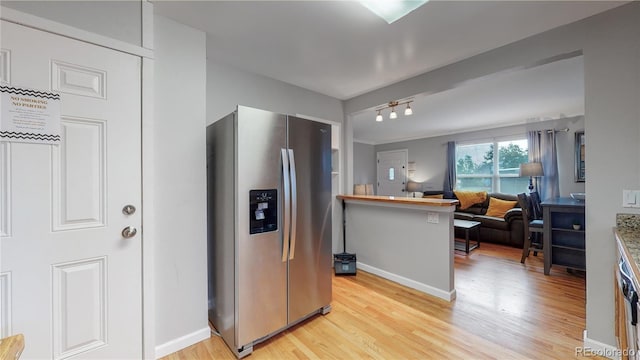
249;189;278;234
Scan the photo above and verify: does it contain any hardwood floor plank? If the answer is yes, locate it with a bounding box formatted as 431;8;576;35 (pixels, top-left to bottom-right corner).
162;243;601;359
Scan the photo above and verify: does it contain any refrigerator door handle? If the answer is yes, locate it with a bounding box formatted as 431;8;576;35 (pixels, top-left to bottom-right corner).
288;149;297;260
281;148;291;262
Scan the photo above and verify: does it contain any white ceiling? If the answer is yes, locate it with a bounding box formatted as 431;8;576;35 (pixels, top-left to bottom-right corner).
152;1;624;143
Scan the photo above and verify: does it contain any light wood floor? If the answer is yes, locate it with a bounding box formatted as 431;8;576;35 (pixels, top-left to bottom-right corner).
163;243;598;359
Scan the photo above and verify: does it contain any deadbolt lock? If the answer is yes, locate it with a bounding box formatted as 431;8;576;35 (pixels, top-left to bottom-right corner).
122;205;136;215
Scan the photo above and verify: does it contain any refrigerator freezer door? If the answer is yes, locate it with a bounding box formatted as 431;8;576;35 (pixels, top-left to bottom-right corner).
287;117;333;322
236;106;288;346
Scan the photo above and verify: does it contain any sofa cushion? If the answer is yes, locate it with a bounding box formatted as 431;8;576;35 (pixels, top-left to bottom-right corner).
485;197;517;218
454;212;475;221
453;190;487;210
504;208;523;223
489;192;519;202
460;204;486;215
473;215;511;231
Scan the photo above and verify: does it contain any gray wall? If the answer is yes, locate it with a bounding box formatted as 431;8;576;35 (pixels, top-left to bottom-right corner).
207;61;343;125
2;1;142;46
353;141;376;191
582;3;640;346
345;2;640;347
374;116;585;197
153;15;208;348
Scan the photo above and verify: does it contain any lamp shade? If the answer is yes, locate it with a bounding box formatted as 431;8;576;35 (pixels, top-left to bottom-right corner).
519;162;544;177
406;181;423;192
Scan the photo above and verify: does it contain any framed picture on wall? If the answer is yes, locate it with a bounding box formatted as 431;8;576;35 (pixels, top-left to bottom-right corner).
575;131;585;182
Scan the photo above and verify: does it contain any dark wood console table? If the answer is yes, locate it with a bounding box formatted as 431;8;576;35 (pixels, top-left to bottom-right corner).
542;197;586;275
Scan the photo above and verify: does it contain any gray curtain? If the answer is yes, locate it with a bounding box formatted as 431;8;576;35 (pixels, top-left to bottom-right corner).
527;130;560;200
443;141;456;192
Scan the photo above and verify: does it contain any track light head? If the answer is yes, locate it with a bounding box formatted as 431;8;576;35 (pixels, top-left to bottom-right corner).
404;103;413;116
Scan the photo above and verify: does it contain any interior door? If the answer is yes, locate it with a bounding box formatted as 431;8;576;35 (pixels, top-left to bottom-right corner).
377;150;408;196
287;116;332;323
0;21;142;359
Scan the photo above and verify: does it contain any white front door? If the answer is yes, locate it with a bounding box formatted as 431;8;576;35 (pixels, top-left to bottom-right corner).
0;21;142;359
377;150;408;196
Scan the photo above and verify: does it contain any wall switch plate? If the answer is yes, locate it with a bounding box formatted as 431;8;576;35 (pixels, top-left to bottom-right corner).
623;190;640;208
427;212;439;223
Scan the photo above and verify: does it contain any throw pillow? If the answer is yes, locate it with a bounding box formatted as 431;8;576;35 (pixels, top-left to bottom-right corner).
485;197;517;218
423;194;444;199
453;190;487;210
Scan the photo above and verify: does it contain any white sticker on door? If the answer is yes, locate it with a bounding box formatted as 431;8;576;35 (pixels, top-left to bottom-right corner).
0;85;61;144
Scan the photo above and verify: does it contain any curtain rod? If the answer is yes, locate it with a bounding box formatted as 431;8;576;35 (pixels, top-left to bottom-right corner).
442;128;571;145
538;128;570;134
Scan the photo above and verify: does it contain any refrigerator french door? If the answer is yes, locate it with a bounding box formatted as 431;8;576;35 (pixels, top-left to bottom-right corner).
207;106;332;358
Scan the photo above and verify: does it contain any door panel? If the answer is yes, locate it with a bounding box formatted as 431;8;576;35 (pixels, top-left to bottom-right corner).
236;106;288;346
0;271;11;338
0;49;10;84
51;60;106;99
0;142;10;238
52;257;107;359
0;21;141;358
287;117;332;322
52;117;106;231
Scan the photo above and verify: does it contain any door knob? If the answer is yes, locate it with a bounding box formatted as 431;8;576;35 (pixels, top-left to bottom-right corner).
122;226;137;238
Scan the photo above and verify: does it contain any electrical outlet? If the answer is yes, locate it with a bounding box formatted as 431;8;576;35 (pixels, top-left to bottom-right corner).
623;190;640;208
427;212;439;224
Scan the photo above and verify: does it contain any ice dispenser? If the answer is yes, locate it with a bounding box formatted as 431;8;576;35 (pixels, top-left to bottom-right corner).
249;189;278;234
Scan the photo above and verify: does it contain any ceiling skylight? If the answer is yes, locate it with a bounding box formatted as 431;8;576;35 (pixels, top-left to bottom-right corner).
359;0;428;24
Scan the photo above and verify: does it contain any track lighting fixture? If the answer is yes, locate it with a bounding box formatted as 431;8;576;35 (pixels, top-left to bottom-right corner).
374;100;413;122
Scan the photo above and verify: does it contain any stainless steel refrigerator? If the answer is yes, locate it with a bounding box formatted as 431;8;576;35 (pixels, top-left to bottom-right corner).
207;105;332;358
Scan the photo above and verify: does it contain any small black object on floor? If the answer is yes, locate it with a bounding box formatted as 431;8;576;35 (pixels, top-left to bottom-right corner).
334;252;357;275
334;199;357;275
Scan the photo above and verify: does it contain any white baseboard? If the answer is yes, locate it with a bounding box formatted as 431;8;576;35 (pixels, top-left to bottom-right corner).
582;330;621;360
356;262;456;301
155;327;210;359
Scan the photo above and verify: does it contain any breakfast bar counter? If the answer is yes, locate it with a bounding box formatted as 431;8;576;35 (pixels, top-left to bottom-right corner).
337;194;459;207
337;195;459;301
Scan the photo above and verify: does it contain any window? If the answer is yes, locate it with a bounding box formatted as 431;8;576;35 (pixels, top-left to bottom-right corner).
455;138;529;194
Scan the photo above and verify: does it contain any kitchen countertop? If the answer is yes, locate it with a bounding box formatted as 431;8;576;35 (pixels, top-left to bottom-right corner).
337;194;459;207
616;227;640;267
615;214;640;283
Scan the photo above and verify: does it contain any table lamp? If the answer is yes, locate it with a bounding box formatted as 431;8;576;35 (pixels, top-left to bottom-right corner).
406;181;423;198
519;162;544;192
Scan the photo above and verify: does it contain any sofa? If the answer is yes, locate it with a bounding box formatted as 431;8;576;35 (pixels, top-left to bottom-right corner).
423;191;525;248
